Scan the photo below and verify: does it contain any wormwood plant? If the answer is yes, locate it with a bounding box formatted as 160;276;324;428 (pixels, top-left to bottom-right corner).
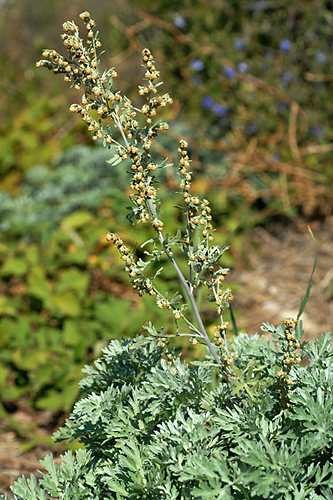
2;12;333;500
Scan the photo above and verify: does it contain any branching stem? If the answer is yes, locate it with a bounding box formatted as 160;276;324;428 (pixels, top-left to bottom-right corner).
115;104;232;381
146;198;230;376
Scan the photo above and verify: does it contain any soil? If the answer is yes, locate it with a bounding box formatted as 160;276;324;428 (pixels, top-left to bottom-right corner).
0;404;67;496
1;217;332;496
231;217;333;337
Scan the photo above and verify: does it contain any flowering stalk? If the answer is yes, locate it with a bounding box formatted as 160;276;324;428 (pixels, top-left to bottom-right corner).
275;318;301;408
36;12;234;379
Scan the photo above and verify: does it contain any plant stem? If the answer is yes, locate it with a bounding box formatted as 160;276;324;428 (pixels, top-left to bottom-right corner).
146;198;229;375
114;117;231;380
113;112;130;148
167;242;227;370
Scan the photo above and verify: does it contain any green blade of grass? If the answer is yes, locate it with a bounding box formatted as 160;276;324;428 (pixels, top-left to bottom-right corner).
297;227;318;321
229;303;239;336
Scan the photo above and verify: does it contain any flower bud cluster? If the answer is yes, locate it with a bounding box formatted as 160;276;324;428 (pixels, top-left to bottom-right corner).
276;318;300;408
36;12;125;144
213;323;229;345
37;19;168;202
177;141;215;266
281;318;301;366
126;143;160;225
36;12;100;85
156;297;171;310
212;323;234;365
203;268;229;288
213;287;234;316
202;267;230;319
107;232;186;323
139;49;173;125
157;337;167;348
177;139;233;334
106;232;160;298
37;16;174;234
117;49;173;226
106;232;136;276
178;141;213;234
178;140;192;191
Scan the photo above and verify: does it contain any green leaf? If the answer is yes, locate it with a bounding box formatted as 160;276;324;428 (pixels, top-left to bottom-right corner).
36;382;79;412
94;298;135;333
3;316;30;347
104;479;129;497
47;292;81;317
63;319;81;346
55;268;89;298
60;210;93;230
106;154;123;166
0;296;16;316
27;268;52;302
24;246;39;265
1;257;28;276
0;365;9;387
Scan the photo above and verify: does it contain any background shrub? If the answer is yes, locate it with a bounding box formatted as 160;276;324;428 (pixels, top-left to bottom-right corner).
1;0;333;218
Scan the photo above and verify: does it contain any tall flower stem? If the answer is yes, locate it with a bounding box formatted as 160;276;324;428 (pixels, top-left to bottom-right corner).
113;113;230;378
146;199;231;379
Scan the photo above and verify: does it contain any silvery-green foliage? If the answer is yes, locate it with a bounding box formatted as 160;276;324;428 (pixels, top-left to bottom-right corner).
0;145;128;241
3;329;333;500
1;449;100;499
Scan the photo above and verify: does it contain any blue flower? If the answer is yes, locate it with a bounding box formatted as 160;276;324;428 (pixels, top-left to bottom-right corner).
202;95;214;110
223;66;237;79
247;124;259;135
234;38;246;51
212;104;229;117
238;62;249;73
315;51;327;64
309;126;325;140
190;58;204;72
280;71;297;86
173;16;186;29
280;39;291;53
252;1;268;11
276;101;289;112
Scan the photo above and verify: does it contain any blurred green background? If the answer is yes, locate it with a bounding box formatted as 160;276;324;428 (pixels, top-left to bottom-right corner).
1;0;333;441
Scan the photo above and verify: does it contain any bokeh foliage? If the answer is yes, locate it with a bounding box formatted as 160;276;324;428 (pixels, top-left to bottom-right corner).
1;0;333;215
